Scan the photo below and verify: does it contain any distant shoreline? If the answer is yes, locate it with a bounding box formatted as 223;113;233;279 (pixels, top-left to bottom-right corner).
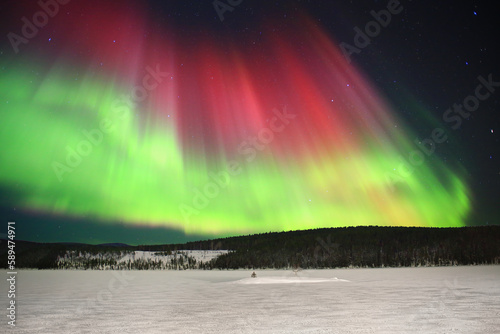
2;226;499;270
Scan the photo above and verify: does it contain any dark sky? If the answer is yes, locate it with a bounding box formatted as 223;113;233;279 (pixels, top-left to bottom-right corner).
0;0;498;245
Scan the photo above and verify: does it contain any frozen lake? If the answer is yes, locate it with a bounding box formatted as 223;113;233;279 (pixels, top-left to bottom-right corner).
2;266;499;333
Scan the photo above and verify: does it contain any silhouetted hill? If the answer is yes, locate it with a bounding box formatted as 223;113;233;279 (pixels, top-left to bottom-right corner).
97;243;132;247
2;226;499;269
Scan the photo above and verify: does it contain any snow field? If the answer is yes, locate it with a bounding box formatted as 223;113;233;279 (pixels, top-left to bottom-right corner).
1;266;499;333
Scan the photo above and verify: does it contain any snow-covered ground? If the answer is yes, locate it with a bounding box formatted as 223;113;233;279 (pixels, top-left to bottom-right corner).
57;250;231;269
118;250;230;263
2;266;499;333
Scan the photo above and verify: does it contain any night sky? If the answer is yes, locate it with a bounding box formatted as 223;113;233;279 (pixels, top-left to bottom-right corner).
0;0;498;245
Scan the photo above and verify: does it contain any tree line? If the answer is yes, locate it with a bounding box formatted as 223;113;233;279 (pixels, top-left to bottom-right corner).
1;226;499;269
210;226;500;269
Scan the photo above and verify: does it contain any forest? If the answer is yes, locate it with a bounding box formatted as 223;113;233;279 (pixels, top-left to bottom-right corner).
1;226;499;269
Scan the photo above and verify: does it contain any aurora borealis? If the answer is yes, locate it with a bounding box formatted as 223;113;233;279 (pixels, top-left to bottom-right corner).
1;0;498;244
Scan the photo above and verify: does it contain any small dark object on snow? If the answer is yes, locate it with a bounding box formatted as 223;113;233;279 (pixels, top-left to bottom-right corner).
251;271;257;278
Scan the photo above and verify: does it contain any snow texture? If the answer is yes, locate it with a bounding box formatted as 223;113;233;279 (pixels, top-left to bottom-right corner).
2;266;499;333
56;250;231;269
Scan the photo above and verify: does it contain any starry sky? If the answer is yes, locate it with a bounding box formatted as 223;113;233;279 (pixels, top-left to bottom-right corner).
0;0;498;245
